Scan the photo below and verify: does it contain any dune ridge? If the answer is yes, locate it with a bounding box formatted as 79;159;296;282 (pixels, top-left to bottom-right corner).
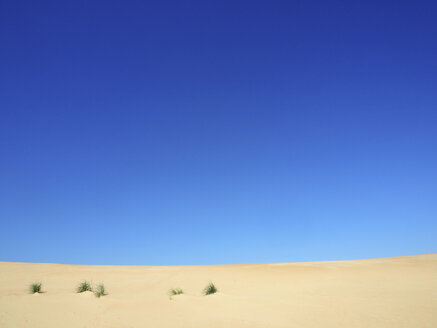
1;253;436;327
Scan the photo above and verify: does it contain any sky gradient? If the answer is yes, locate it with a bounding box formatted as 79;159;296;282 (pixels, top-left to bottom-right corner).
1;0;436;265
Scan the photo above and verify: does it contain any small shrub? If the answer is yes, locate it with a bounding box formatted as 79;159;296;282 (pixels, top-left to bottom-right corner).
168;288;184;297
203;282;218;295
29;282;42;294
94;283;106;298
76;281;93;293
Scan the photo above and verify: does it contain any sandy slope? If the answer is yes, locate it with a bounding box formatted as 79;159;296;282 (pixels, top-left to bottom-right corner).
0;254;436;328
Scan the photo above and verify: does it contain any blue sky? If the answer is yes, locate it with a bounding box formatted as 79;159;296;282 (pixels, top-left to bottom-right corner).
1;1;436;265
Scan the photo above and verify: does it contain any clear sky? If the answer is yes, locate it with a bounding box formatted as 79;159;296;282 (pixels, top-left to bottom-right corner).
1;1;436;265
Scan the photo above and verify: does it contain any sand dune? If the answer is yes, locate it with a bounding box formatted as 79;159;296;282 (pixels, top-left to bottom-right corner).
0;254;436;327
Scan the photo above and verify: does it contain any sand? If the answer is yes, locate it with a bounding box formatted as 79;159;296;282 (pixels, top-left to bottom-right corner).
0;253;436;327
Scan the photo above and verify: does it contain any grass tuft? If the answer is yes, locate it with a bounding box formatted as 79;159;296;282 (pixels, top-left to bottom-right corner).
29;282;42;294
94;283;106;298
168;288;184;297
76;281;93;293
203;282;218;295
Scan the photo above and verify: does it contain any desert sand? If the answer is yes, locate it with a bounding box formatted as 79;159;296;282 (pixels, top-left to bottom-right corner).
0;253;436;328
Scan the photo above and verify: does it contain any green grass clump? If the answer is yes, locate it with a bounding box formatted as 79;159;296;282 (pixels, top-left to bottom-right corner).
203;282;218;295
168;288;184;297
94;283;106;298
29;282;42;294
76;281;93;293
